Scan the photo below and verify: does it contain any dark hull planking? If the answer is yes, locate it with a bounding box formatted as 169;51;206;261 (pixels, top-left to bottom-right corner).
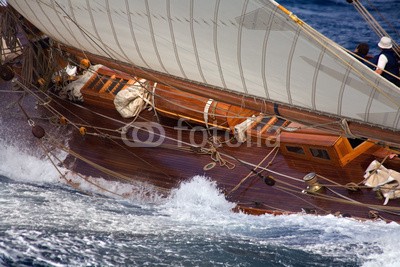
44;89;400;223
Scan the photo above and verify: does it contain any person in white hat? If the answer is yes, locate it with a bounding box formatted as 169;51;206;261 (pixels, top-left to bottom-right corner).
373;36;399;86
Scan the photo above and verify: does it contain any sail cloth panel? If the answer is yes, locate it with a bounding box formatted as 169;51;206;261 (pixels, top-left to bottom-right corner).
8;0;400;130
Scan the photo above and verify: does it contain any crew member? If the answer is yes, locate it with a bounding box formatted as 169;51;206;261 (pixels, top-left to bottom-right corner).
354;42;370;60
373;36;399;86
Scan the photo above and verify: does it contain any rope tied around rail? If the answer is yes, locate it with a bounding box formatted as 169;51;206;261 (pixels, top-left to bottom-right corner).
206;142;236;170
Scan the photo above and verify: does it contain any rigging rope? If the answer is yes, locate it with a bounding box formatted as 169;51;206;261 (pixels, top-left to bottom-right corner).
364;0;400;39
350;0;400;57
0;7;20;59
7;2;400;219
9;76;400;218
46;135;170;195
227;145;279;195
38;138;165;200
13;77;176;181
298;17;400;109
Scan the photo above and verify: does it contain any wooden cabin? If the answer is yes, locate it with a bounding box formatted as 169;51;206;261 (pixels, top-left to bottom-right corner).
245;117;375;167
75;66;376;169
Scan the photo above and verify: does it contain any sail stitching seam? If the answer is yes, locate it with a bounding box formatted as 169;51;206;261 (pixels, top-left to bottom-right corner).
167;0;187;80
145;0;169;74
190;0;207;84
213;0;227;89
105;0;131;63
237;0;248;94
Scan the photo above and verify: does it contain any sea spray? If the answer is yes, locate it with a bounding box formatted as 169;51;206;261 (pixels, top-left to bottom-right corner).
0;140;61;183
2;139;400;265
160;175;236;220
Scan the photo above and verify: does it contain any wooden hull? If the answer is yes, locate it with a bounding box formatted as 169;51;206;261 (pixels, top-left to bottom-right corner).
3;73;400;223
3;0;400;224
39;73;400;223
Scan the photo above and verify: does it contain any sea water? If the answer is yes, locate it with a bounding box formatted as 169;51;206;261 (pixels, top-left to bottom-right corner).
1;0;400;266
1;140;400;266
282;0;399;56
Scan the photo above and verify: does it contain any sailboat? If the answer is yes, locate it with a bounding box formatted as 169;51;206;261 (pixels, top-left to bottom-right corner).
2;0;400;222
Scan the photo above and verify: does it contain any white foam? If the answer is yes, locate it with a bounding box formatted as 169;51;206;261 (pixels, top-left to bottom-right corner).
1;167;400;265
157;176;400;265
160;175;236;221
0;140;61;183
2;137;400;265
360;222;400;267
63;171;165;204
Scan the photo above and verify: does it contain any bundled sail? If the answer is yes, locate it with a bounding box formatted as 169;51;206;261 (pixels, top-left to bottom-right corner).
8;0;400;132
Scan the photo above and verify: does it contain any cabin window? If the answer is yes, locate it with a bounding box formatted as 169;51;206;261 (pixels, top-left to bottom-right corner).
310;148;330;160
286;146;305;155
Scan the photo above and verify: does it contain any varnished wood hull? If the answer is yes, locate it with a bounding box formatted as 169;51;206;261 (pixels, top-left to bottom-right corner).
3;67;400;223
44;87;400;223
3;2;400;224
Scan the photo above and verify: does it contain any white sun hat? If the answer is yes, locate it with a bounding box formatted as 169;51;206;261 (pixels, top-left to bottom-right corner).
378;36;393;49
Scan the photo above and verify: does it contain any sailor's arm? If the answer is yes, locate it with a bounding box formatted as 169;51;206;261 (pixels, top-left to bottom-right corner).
375;54;388;75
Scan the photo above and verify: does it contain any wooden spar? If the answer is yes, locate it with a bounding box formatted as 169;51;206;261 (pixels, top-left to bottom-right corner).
61;45;400;146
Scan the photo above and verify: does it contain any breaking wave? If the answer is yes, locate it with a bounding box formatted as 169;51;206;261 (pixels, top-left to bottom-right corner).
1;139;400;266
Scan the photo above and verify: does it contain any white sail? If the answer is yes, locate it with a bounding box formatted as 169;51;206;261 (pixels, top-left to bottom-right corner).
8;0;400;131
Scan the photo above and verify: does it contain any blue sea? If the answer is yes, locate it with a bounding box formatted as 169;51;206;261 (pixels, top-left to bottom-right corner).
1;0;400;266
